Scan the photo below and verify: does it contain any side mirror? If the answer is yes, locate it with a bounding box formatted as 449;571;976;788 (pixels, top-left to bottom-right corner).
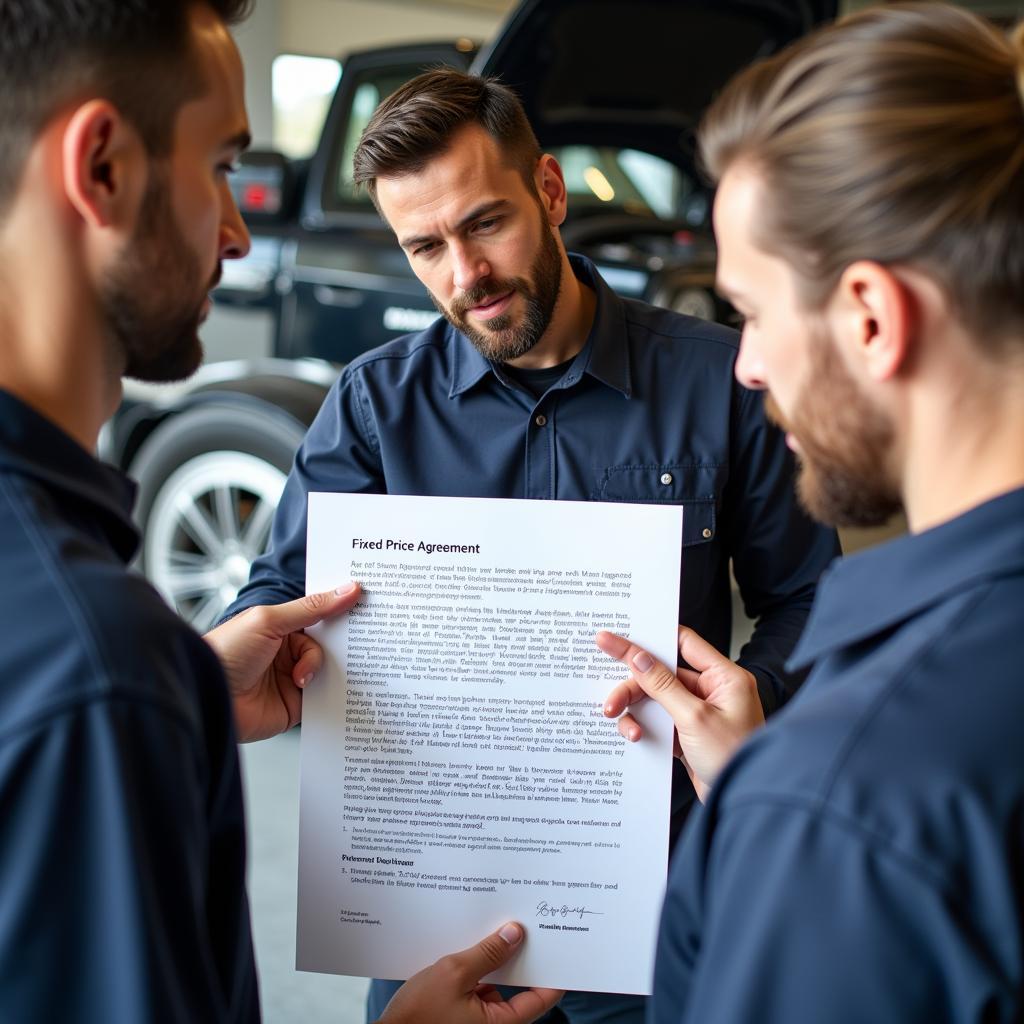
230;150;296;225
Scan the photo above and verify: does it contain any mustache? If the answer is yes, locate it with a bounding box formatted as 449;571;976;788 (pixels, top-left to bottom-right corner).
449;278;525;319
764;392;789;432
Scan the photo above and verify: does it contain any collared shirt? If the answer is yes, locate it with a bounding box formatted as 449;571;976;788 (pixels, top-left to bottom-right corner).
0;391;258;1023
653;486;1024;1024
229;255;838;833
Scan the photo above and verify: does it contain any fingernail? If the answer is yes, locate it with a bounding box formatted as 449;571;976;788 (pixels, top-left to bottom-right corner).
632;651;654;673
300;674;313;687
335;582;357;595
629;727;641;742
498;922;523;945
604;703;614;715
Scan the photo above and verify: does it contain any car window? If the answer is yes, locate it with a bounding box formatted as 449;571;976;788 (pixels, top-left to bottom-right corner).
329;71;694;222
333;69;421;207
551;145;694;221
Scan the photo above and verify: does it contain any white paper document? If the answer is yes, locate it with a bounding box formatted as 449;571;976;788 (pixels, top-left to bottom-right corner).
297;493;681;994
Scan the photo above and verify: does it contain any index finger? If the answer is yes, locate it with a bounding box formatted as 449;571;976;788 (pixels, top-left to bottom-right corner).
595;630;703;722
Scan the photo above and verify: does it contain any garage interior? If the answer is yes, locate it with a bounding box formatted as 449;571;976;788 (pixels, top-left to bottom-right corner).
150;1;1024;1021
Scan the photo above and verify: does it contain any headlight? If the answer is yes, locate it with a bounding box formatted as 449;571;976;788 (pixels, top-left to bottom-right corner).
670;287;717;322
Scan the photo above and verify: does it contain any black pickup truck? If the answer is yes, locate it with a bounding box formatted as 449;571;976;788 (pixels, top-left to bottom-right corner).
103;0;833;629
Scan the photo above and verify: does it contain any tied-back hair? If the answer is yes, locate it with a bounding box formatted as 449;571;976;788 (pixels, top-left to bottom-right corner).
699;1;1024;353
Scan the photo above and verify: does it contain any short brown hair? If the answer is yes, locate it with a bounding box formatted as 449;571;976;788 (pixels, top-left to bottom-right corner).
0;0;253;217
699;2;1024;353
352;67;542;212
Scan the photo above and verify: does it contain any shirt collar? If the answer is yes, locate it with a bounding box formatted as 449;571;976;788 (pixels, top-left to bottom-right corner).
449;253;632;399
0;389;139;563
789;486;1024;671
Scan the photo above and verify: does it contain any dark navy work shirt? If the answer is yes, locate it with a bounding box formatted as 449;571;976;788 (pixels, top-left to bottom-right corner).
0;392;258;1022
653;487;1024;1023
229;255;838;834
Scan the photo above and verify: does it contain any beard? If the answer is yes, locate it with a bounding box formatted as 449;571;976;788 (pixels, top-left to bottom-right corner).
765;329;902;528
101;165;217;382
430;203;563;363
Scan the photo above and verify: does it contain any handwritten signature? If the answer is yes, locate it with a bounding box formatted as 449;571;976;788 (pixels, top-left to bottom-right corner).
536;900;604;920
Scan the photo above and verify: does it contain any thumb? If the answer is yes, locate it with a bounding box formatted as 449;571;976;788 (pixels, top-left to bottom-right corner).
596;630;703;723
676;625;733;674
446;922;524;986
257;582;361;638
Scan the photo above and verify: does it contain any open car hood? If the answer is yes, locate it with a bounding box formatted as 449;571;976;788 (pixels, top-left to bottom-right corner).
473;0;837;170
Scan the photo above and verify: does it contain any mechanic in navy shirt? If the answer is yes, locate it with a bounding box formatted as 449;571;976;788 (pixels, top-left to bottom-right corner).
597;5;1024;1022
225;67;838;1024
0;4;551;1022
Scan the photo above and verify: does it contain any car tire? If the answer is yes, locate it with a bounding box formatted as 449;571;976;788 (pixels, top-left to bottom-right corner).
130;401;306;631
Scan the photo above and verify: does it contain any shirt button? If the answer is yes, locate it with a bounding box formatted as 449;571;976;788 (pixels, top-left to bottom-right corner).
535;414;547;427
660;472;673;485
702;527;713;539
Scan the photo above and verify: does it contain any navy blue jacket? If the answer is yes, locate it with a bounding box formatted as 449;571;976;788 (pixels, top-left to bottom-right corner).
229;256;838;838
0;392;257;1022
653;487;1024;1023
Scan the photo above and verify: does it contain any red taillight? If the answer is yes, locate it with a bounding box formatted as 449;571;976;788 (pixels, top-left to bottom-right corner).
243;183;269;210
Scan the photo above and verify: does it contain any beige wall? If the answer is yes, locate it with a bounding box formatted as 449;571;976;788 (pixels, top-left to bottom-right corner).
280;0;508;58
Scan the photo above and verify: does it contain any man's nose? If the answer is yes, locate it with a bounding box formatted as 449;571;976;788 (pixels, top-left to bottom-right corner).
220;189;251;261
450;240;490;293
734;332;767;391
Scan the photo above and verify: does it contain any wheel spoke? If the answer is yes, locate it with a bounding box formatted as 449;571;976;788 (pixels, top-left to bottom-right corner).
164;566;222;601
167;550;210;569
189;590;226;633
176;496;223;557
240;497;276;556
213;484;241;541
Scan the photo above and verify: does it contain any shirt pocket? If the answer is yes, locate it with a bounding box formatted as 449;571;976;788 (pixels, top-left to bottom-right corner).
593;463;720;548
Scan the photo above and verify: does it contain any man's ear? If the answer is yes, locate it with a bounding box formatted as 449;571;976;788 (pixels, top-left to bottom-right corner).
61;99;145;230
832;260;915;382
534;153;568;228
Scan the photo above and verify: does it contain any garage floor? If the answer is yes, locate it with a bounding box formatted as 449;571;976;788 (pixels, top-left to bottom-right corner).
241;729;370;1023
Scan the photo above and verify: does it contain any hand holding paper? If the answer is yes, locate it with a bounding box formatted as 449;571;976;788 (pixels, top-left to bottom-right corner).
375;922;562;1024
204;584;361;742
596;626;765;802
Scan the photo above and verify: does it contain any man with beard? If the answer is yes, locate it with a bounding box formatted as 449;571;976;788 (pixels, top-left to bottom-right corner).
0;2;561;1020
225;67;839;1023
595;4;1024;1020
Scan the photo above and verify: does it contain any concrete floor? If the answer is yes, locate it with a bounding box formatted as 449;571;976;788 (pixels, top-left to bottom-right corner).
241;729;370;1023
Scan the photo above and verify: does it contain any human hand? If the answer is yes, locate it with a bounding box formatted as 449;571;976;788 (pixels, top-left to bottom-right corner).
204;583;361;742
376;922;562;1024
596;626;765;801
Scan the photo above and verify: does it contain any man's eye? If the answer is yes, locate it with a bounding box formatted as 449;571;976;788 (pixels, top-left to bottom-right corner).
413;242;438;257
218;161;241;176
473;217;501;233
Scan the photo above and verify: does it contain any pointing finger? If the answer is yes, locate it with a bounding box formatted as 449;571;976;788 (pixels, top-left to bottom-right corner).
596;630;703;724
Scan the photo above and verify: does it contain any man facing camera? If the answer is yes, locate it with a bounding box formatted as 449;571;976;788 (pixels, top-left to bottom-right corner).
226;65;838;1024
